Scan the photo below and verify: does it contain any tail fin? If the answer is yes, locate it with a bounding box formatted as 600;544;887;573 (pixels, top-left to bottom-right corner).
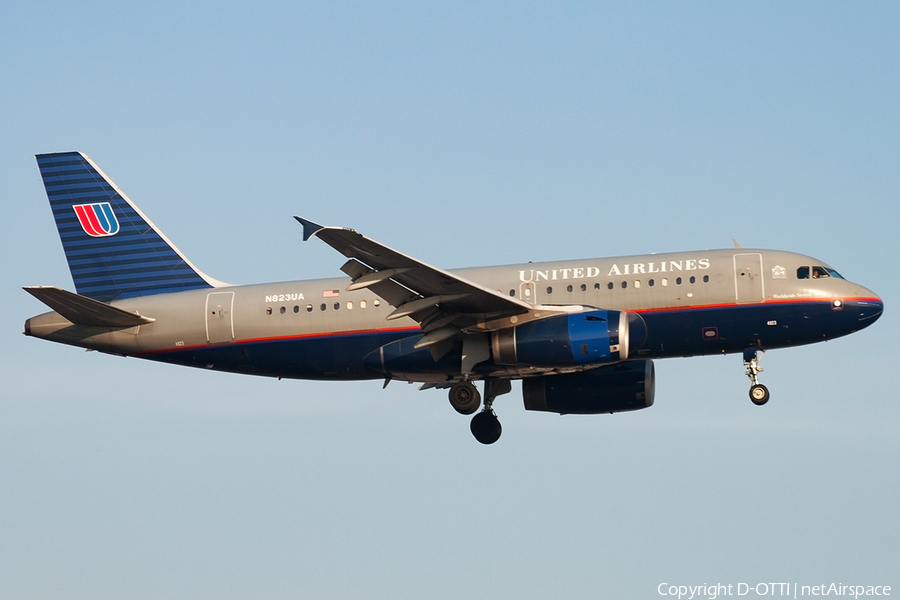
36;152;220;301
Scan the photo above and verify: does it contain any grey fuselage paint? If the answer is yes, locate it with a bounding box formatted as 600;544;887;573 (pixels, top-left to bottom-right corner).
25;248;882;383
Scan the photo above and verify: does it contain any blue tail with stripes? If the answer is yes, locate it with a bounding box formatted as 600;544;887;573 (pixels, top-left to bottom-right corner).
36;152;217;301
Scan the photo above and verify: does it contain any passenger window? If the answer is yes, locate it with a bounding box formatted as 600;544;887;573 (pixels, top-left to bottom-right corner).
703;275;709;283
621;281;627;289
689;276;696;284
594;283;600;291
566;285;573;293
580;284;587;292
634;280;641;289
648;279;655;287
293;305;299;313
347;301;353;310
607;282;613;290
546;286;553;294
662;278;668;287
334;302;340;310
279;306;286;314
360;300;367;309
676;277;682;285
797;266;810;279
306;304;313;312
266;307;272;315
509;289;515;296
373;299;381;307
320;303;326;311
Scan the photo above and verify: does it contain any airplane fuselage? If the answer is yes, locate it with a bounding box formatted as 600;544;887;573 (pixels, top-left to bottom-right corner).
26;248;882;382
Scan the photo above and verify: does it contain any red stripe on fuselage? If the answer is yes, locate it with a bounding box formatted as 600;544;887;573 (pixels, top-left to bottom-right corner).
137;325;422;356
631;296;880;314
237;325;422;346
135;297;880;356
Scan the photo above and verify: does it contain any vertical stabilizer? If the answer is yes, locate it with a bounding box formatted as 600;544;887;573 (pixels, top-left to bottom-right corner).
36;152;219;301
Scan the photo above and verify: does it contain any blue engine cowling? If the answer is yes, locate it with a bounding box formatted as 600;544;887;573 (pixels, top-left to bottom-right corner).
522;360;655;414
491;309;646;368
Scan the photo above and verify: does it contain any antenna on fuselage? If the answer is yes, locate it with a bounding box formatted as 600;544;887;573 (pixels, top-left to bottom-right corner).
732;239;742;249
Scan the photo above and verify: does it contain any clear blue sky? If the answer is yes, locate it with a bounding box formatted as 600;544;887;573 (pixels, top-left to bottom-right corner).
1;2;898;598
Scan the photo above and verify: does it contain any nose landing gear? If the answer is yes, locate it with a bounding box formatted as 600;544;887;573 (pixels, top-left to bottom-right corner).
743;347;770;405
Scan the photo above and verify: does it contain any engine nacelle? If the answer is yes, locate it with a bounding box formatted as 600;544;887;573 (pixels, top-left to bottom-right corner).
492;309;646;368
522;360;655;414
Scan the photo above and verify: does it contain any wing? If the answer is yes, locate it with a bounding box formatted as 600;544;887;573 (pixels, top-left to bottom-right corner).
296;217;533;350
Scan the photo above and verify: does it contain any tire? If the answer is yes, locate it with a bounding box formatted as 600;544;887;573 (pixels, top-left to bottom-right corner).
449;382;481;415
470;411;502;444
749;384;770;406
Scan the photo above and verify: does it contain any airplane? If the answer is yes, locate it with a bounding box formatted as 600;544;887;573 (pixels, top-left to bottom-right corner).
23;151;884;444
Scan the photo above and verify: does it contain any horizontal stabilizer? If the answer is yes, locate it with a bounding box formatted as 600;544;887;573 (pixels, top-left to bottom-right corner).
24;286;156;327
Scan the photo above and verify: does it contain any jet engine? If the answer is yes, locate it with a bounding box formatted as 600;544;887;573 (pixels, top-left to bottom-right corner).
522;360;655;414
491;310;646;368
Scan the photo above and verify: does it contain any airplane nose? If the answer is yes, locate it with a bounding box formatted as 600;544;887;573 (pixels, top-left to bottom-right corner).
850;287;883;325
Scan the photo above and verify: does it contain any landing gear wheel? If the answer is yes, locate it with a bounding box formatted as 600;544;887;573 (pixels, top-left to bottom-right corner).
470;411;502;445
749;384;770;406
743;348;770;406
449;382;481;415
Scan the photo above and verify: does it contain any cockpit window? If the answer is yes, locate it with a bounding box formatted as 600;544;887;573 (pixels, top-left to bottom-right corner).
798;266;844;280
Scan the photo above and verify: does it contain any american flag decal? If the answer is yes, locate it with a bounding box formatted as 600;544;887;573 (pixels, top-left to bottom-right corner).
322;289;340;298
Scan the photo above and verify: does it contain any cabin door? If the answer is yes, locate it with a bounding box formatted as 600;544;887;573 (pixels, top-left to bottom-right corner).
206;291;235;344
733;253;765;304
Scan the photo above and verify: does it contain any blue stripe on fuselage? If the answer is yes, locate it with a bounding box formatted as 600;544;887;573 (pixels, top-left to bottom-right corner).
139;300;873;379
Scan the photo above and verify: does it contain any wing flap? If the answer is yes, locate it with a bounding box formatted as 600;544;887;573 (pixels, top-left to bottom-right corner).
345;267;412;291
386;294;468;321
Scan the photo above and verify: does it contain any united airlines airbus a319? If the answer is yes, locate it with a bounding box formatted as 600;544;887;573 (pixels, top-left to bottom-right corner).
24;152;884;443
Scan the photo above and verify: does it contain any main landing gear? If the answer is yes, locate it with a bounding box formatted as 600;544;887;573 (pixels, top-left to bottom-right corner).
470;411;501;445
448;381;481;415
448;379;511;444
743;347;770;406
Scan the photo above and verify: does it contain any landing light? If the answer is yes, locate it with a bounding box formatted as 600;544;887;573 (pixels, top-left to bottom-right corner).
832;299;843;310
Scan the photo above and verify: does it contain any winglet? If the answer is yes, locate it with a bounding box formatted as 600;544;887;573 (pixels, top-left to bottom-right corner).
294;217;325;241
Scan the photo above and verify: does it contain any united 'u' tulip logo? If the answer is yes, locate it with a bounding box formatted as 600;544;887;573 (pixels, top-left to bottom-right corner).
73;202;120;237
